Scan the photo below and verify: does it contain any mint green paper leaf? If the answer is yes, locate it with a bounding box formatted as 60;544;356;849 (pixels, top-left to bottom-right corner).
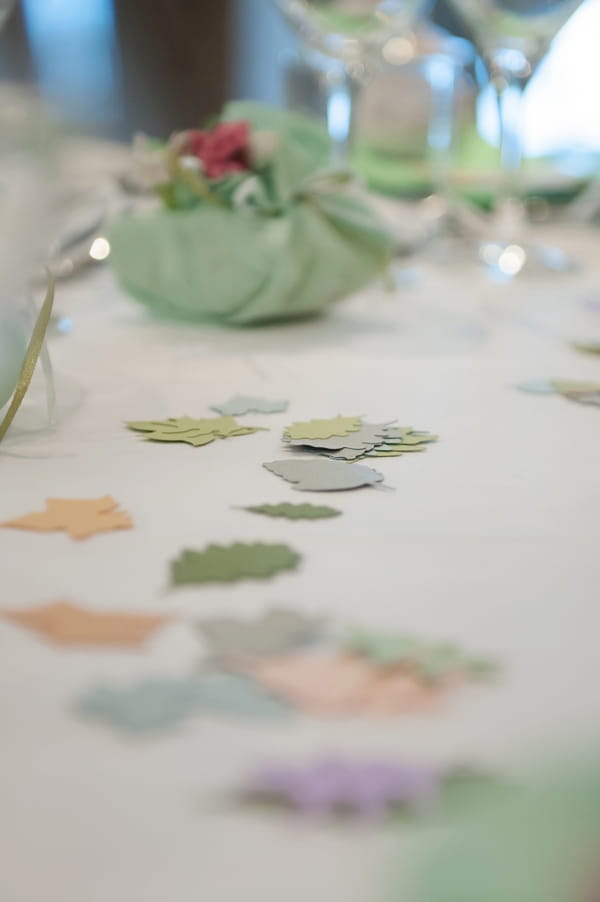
171;542;301;586
346;631;497;682
126;415;264;446
243;502;341;520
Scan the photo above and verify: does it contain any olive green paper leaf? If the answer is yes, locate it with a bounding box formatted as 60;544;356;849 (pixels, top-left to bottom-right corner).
243;502;341;520
284;416;362;441
126;415;265;447
571;341;600;355
171;542;301;586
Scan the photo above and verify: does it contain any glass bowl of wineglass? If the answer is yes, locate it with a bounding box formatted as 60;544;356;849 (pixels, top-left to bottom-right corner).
447;0;588;278
272;0;431;162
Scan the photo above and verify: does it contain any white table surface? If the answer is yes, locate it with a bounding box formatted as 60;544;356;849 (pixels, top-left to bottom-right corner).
2;224;600;902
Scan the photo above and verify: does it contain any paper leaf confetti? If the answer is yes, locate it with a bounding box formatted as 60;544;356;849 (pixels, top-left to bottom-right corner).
571;340;600;355
562;388;600;406
210;395;288;416
517;380;600;407
243;502;341;520
241;653;441;717
2;601;168;648
345;632;497;683
242;757;442;818
284;416;363;441
75;673;291;734
263;459;384;492
283;418;437;461
171;542;301;586
126;415;264;447
2;495;132;540
197;607;324;658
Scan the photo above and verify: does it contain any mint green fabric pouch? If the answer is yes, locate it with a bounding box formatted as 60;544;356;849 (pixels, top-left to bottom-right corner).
109;102;393;326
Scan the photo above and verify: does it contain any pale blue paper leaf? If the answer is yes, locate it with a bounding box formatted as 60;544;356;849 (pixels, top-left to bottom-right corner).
210;395;289;416
75;673;291;734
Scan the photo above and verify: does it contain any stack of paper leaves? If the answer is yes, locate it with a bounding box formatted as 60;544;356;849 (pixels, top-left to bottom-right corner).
126;415;265;447
2;601;168;648
75;672;291;734
171;541;301;586
282;415;438;461
2;495;133;540
517;380;600;407
197;607;325;659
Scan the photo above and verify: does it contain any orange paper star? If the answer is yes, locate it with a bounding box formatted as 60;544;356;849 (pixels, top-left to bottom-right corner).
242;653;446;717
2;601;168;647
2;495;133;540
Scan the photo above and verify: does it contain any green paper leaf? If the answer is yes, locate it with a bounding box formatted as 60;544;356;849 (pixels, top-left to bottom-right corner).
284;416;363;441
126;415;264;447
243;502;341;520
171;542;301;586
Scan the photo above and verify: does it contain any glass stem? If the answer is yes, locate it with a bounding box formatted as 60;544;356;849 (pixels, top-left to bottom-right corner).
325;64;358;167
490;58;530;244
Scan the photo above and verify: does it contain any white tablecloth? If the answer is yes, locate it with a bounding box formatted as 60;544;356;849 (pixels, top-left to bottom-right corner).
2;225;600;902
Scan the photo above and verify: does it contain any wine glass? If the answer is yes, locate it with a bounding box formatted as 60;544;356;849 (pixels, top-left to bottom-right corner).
272;0;430;163
447;0;588;278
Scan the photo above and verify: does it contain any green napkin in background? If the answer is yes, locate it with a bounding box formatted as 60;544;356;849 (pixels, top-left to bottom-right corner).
390;759;600;902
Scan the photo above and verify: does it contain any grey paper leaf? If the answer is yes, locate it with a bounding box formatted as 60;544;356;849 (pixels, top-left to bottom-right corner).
198;607;325;658
211;395;289;416
263;459;384;492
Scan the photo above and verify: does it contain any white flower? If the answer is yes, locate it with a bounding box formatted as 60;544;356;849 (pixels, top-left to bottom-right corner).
249;130;279;168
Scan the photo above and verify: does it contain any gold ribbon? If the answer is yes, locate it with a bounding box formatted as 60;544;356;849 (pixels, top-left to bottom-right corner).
0;277;55;443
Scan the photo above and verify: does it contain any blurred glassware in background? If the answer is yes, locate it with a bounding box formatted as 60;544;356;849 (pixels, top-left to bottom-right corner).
272;0;431;163
0;82;85;451
0;0;14;30
281;21;482;257
447;0;588;278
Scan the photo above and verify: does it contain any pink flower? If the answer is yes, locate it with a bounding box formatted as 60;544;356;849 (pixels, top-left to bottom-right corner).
176;121;251;179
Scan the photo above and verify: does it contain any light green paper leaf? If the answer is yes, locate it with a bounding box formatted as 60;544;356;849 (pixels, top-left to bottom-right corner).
171;542;301;586
346;631;497;682
284;416;363;441
243;502;341;520
126;415;264;446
